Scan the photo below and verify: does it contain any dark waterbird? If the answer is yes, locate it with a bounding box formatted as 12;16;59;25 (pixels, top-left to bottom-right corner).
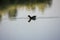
28;15;36;22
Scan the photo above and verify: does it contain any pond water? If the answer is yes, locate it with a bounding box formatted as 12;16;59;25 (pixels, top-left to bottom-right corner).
0;0;60;40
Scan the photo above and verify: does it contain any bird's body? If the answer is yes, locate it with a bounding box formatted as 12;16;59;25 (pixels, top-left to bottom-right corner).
28;15;36;22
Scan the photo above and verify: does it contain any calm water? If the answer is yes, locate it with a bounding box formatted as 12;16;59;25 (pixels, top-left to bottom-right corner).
0;0;60;40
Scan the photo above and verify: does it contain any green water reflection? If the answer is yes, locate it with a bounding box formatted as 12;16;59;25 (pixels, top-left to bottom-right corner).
0;0;52;21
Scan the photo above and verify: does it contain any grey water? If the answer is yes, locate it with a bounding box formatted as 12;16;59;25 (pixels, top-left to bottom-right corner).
0;0;60;40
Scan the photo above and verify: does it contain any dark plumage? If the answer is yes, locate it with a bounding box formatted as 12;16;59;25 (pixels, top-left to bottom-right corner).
28;15;36;22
